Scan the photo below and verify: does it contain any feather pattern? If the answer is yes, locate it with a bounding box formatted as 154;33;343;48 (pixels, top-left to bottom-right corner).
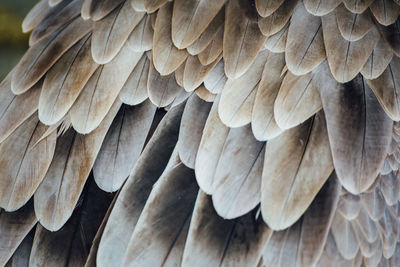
315;63;393;194
223;0;267;79
303;0;341;16
285;2;326;75
93;101;156;192
39;33;99;125
11;16;92;94
96;105;184;267
261;111;333;230
321;11;380;83
34;100;121;231
171;0;226;49
91;1;144;64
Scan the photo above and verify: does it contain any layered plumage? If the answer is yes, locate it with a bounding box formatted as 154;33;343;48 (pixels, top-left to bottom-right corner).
1;0;400;266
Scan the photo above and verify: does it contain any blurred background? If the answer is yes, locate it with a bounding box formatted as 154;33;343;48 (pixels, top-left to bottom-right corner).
0;0;38;80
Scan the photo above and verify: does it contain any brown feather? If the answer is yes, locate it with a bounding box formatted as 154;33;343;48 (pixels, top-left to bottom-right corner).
11;16;92;94
303;0;341;16
315;63;392;194
39;34;99;125
255;0;284;17
223;0;267;79
286;2;326;75
261;112;333;230
171;0;226;49
92;1;144;64
361;37;393;80
153;2;188;75
321;12;379;83
335;4;374;41
126;15;153;52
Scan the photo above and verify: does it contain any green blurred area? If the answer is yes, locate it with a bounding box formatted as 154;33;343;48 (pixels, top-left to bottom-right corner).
0;0;38;80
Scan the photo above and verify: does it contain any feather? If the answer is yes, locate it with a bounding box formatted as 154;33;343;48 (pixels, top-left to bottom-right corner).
197;26;223;66
171;0;226;49
69;43;142;134
0;72;41;144
119;54;150;105
29;0;82;46
84;192;118;267
186;10;224;56
211;125;264;219
126;15;153;52
194;96;230;194
303;0;341;16
315;62;392;194
22;0;51;33
370;0;400;26
218;50;269;128
174;61;185;87
29;177;113;267
121;161;198;266
223;0;267;79
264;22;289;53
274;71;322;130
378;19;400;57
361;38;393;80
182;192;272;267
321;12;380;83
337;192;361;220
177;94;212;168
251;51;286;140
361;186;386;221
81;0;92;20
351;220;381;257
379;172;400;205
131;0;145;11
142;0;169;13
0;113;56;212
203;60;226;94
331;212;360;259
286;2;325;75
298;174;341;266
92;1;144;64
0;202;37;266
342;0;375;13
255;0;284;17
153;2;188;75
335;4;374;42
258;0;299;37
5;229;34;267
39;34;99;125
261;111;333;230
147;59;184;107
11;16;92;95
96;105;184;267
34;100;121;231
195;85;217;102
88;0;125;21
93;101;156;192
366;57;400;121
183;55;222;92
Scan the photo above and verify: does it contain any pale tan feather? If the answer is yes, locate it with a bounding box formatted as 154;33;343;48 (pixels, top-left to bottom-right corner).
126;15;153;52
171;0;226;49
11;17;92;94
0;114;56;212
303;0;341;16
39;34;99;125
251;51;286;140
361;38;393;80
119;54;150;105
69;43;142;134
22;0;51;33
92;1;144;64
223;0;267;79
261;112;333;230
34;100;121;231
335;4;374;41
255;0;284;17
153;2;188;75
370;0;400;26
183;55;222;92
322;12;379;83
274;71;322;130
